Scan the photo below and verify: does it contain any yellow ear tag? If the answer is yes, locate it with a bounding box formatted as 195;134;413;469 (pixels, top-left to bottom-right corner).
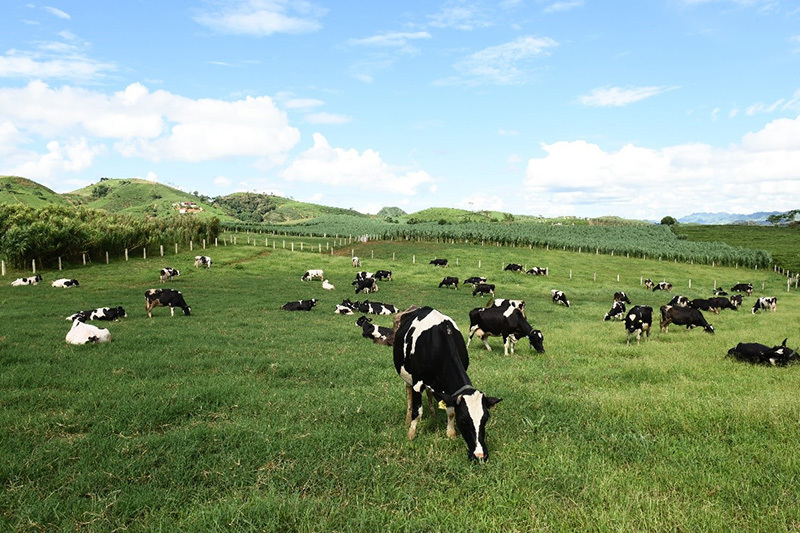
438;400;447;410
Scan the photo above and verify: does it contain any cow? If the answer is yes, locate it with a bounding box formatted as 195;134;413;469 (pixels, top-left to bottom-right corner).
668;295;690;307
429;258;448;267
374;270;393;281
504;263;524;272
301;269;324;282
713;288;728;296
334;299;357;315
282;298;317;311
463;276;487;287
688;298;715;312
526;267;548;276
52;278;80;288
393;306;501;461
160;267;180;283
625;305;653;344
145;288;191;317
65;319;111;345
487;299;526;318
644;278;655;290
356;300;397;315
752;297;777;314
194;255;212;268
472;283;495;297
551;290;570;308
614;291;631;304
707;296;739;313
11;274;42;286
352;256;361;268
67;306;127;322
731;283;753;295
356;315;394;345
730;294;743;309
438;276;459;289
467;306;545;356
322;279;335;290
604;300;626;321
653;281;673;292
354;271;374;282
727;339;798;366
354;277;379;294
660;305;714;334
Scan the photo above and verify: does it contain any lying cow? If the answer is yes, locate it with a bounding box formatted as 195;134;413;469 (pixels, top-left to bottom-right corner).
614;291;631;304
145;288;192;317
604;300;626;321
668;295;689;307
660;305;714;334
334;299;357;315
374;270;393;281
356;315;394;345
430;258;448;267
282;298;317;311
463;276;487;287
52;278;79;288
301;269;324;281
713;288;728;296
322;279;335;290
11;274;42;286
194;255;212;268
160;267;180;283
551;290;570;308
752;297;777;314
504;263;523;272
526;267;548;276
472;283;495;297
354;271;374;282
65;319;111;345
356;300;397;315
731;283;753;295
727;339;798;366
625;305;653;345
67;306;127;322
438;276;459;289
354;277;378;294
467;306;545;355
653;281;673;292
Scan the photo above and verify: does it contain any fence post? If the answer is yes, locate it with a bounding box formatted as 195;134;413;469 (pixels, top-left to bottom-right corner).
215;238;218;247
569;269;572;279
689;279;692;289
190;240;194;251
175;243;178;254
83;253;86;265
143;248;147;260
32;259;36;273
58;257;62;270
125;248;129;261
1;261;4;276
291;243;294;252
413;255;416;264
160;245;164;257
106;251;109;264
479;260;482;269
203;239;206;249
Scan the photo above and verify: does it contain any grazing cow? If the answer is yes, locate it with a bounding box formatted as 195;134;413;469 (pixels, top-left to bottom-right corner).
67;306;127;322
713;288;728;296
353;277;378;294
614;291;631;304
731;283;753;295
708;296;738;313
653;281;673;292
356;315;394;345
660;305;714;334
322;279;335;290
438;276;459;289
551;290;570;308
374;270;393;281
393;306;501;461
644;278;655;290
357;300;397;315
301;269;324;282
352;256;361;268
752;296;777;314
604;300;626;321
160;267;180;283
282;298;317;311
487;298;526;318
429;258;448;267
11;274;42;286
526;267;548;276
65;319;111;345
668;295;690;307
52;278;80;288
504;263;523;272
688;298;715;312
463;276;487;287
625;305;653;345
472;283;495;297
145;289;191;317
730;294;743;308
727;339;798;366
467;306;545;355
194;255;212;268
354;271;374;282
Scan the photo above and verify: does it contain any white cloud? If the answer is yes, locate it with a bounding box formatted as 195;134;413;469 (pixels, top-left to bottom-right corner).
580;85;678;107
448;35;558;86
4;137;103;183
0;48;115;81
193;0;327;36
543;1;585;13
349;31;431;48
282;133;434;195
304;112;351;125
428;3;492;30
43;6;71;19
284;98;324;109
214;176;232;187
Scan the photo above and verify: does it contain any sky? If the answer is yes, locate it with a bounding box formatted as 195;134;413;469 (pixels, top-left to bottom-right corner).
1;1;799;220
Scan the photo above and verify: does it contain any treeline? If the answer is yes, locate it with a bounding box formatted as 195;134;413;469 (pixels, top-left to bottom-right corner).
0;205;220;269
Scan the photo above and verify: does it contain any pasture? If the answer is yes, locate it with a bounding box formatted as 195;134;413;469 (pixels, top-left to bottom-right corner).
1;236;799;531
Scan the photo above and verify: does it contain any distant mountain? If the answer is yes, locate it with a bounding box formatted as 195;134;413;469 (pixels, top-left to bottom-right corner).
678;211;780;225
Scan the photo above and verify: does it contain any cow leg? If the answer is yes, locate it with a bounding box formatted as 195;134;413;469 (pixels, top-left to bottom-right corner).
467;326;477;348
446;406;456;438
425;388;435;417
660;319;670;333
170;306;175;317
407;383;424;440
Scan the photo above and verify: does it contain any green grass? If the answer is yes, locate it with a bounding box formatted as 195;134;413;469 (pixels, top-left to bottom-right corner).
0;176;72;208
1;237;799;531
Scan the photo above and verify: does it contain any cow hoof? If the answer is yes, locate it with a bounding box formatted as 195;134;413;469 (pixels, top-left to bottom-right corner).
407;427;417;440
447;428;457;439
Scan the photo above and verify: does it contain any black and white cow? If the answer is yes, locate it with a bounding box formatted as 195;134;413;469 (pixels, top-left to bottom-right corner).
707;296;739;313
194;255;212;268
67;306;127;322
727;339;798;366
52;278;80;288
467;306;545;356
472;283;495;297
430;258;448;267
653;281;673;292
688;298;715;312
713;288;728;296
394;306;501;461
668;295;690;307
752;296;777;314
160;267;180;283
604;300;626;321
354;277;379;294
356;300;397;315
463;276;487;287
551;290;570;308
730;294;743;309
731;283;754;295
354;271;374;282
282;298;317;311
65;319;111;345
145;288;191;317
334;299;357;315
614;291;631;304
11;274;42;286
625;305;653;345
644;278;655;290
660;305;714;334
526;267;548;276
301;269;324;281
374;270;393;281
356;315;394;345
352;256;361;268
438;276;459;289
487;298;526;318
504;263;523;272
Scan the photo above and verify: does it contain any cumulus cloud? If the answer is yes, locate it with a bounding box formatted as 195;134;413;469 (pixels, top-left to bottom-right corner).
282;133;434;195
193;0;327;36
580;85;678;107
446;36;558;86
523;115;800;218
4;137;104;183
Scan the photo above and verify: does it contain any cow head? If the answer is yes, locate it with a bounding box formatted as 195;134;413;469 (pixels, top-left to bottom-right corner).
703;323;714;334
527;330;545;353
356;315;372;327
441;389;502;462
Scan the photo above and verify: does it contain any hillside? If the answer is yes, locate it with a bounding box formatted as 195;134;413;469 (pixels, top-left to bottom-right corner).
0;176;72;208
215;191;367;223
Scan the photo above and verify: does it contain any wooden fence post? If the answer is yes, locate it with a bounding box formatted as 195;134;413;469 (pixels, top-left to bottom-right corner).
106;251;109;264
32;259;36;273
125;248;129;261
143;248;147;260
82;254;86;265
190;240;194;251
58;257;62;270
1;261;4;277
203;239;206;249
160;245;164;257
175;243;178;254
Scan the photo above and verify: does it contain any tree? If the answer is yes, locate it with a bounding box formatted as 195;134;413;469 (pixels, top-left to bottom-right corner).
660;216;678;226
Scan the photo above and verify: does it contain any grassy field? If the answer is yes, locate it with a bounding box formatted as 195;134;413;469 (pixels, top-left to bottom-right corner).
1;236;799;531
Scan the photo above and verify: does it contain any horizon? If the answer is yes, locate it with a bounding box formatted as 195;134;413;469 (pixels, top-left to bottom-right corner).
1;1;799;220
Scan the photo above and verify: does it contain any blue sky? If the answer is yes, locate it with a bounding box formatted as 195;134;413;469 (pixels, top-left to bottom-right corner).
1;1;798;219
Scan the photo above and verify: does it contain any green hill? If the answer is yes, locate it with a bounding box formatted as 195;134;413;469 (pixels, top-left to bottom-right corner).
0;176;72;208
215;192;368;223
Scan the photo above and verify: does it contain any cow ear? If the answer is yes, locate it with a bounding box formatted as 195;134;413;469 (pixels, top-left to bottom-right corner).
485;397;502;408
